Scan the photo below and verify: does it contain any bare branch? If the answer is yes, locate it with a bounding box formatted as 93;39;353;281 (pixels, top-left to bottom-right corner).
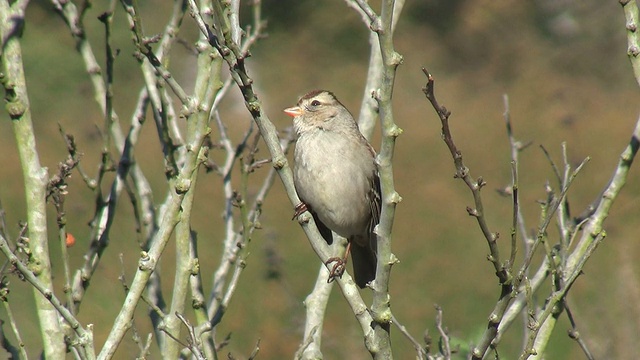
174;312;206;360
392;313;426;360
503;94;521;270
296;265;334;360
434;305;451;360
349;2;405;358
0;233;96;359
0;280;28;359
345;0;405;139
0;2;66;357
422;69;514;359
565;303;595;360
620;0;640;86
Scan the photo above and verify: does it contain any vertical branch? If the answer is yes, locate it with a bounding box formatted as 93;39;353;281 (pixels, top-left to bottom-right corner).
127;2;189;345
207;110;242;322
0;2;66;358
556;144;574;263
345;0;405;140
503;94;521;269
187;232;215;360
160;0;221;354
342;0;405;357
366;1;404;358
620;0;640;86
98;1;117;160
163;177;201;359
99;0;216;357
296;265;334;360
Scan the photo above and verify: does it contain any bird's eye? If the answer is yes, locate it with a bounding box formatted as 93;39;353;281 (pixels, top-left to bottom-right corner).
310;100;321;107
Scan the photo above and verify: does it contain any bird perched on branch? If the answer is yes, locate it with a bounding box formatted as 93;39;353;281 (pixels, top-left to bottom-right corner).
285;90;380;288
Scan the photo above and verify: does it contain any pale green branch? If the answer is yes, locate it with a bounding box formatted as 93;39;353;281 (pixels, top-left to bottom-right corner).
0;2;66;357
620;0;640;86
0;233;96;359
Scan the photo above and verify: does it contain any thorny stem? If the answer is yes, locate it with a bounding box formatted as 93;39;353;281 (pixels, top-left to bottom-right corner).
421;69;514;358
421;69;596;359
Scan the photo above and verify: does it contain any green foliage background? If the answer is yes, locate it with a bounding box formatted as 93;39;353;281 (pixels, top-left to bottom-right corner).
1;0;639;358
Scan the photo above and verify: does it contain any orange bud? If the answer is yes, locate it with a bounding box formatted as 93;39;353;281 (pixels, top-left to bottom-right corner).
65;233;76;248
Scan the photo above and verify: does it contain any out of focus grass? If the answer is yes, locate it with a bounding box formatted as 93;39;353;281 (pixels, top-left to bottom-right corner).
0;1;639;359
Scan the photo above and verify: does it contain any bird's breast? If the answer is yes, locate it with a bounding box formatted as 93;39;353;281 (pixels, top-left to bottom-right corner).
293;130;375;238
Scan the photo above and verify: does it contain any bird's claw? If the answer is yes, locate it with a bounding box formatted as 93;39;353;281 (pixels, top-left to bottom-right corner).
325;257;347;283
292;202;308;220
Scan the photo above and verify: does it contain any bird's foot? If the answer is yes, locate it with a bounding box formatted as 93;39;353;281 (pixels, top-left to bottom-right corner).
325;257;347;283
292;202;309;220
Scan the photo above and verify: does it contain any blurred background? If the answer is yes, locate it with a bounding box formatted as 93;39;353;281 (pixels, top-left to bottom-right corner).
1;0;639;358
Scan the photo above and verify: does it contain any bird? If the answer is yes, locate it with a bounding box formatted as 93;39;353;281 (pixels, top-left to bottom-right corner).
284;90;380;288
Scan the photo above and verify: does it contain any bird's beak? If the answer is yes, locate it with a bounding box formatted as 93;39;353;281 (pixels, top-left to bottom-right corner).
284;106;303;117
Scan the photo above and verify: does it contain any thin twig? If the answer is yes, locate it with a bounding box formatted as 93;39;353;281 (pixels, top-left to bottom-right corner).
0;233;96;359
503;94;521;270
392;313;426;360
565;303;595;360
434;305;451;360
0;285;28;359
175;312;206;360
422;69;513;359
119;0;193;108
519;231;604;360
248;339;261;360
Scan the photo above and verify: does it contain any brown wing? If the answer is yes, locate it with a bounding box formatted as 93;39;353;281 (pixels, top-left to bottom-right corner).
350;169;381;288
368;171;381;245
312;211;334;245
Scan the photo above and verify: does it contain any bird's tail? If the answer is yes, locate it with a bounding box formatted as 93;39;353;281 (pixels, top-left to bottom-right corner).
350;236;377;288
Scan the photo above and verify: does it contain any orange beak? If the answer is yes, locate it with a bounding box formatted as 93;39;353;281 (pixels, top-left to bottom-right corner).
284;106;303;117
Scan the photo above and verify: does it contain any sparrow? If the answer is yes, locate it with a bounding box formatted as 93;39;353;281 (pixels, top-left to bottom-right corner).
284;90;380;288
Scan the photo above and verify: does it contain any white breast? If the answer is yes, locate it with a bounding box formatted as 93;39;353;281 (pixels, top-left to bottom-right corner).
293;129;375;238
